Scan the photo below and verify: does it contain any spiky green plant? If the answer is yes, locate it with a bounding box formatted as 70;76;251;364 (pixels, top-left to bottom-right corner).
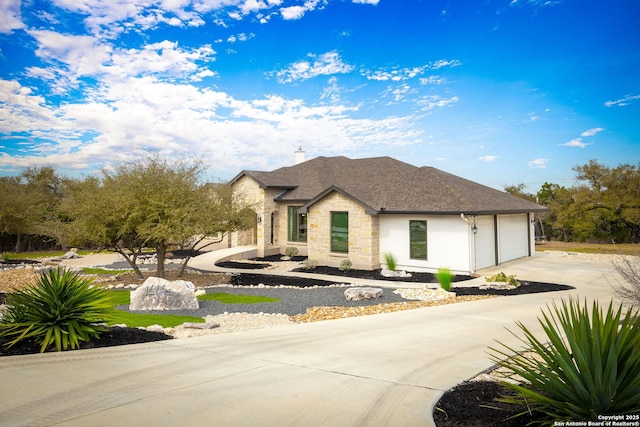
384;252;397;271
1;251;10;261
489;298;640;424
0;268;116;352
435;267;454;292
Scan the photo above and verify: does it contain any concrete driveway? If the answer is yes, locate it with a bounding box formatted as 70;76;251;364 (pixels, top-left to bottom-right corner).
0;251;626;426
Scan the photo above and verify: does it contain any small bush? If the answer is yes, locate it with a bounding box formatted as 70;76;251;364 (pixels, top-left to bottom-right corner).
302;259;318;270
435;267;454;292
1;251;10;261
485;272;520;287
284;246;299;258
489;298;640;423
339;259;353;272
384;252;397;271
0;268;115;352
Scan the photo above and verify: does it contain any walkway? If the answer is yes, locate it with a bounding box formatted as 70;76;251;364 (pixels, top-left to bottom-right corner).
0;250;625;426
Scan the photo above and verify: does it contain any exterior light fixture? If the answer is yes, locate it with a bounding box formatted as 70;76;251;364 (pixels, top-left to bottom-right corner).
471;223;478;234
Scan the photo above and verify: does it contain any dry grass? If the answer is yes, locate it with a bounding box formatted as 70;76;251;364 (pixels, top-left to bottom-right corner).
535;241;639;256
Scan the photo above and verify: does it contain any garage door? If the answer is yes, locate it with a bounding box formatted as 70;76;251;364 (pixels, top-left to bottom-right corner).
475;215;496;269
498;214;529;263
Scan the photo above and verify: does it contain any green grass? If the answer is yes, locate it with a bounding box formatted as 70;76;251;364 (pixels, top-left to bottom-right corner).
536;241;639;255
106;291;280;328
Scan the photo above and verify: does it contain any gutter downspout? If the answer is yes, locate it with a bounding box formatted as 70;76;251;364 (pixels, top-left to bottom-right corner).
460;214;477;275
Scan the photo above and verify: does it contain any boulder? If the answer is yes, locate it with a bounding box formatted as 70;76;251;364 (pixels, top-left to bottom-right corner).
61;248;80;259
344;287;383;301
129;277;199;311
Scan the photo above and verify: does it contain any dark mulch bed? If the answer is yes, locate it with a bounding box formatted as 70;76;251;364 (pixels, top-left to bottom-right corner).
217;261;271;269
454;281;574;296
0;326;172;356
433;380;545;426
0;259;42;266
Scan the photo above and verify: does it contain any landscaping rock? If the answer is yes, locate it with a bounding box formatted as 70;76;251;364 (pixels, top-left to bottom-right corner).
381;269;412;278
129;277;199;310
183;322;220;329
344;287;383;301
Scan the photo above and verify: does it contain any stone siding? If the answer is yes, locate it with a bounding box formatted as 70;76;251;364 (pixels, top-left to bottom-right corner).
307;192;379;270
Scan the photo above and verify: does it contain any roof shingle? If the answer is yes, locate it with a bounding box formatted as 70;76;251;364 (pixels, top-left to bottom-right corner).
231;156;548;214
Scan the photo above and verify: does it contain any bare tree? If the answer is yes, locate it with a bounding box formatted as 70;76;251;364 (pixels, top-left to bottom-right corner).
613;256;640;306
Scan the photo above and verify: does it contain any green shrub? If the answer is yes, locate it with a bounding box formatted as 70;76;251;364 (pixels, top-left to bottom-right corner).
339;259;353;272
485;272;520;287
302;259;318;270
0;268;115;352
284;246;299;258
2;251;10;261
384;252;397;271
435;267;454;292
489;298;640;423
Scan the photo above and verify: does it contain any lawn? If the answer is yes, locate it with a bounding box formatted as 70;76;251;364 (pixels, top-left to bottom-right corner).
535;241;639;255
107;291;280;328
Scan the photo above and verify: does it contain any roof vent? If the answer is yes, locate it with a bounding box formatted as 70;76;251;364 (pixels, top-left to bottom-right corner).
294;146;306;164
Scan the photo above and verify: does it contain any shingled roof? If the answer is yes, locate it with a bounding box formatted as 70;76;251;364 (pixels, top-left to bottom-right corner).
231;156;548;215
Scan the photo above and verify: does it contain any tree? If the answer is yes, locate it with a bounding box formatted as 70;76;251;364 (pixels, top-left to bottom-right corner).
503;183;537;202
572;160;640;242
0;167;63;251
61;156;253;278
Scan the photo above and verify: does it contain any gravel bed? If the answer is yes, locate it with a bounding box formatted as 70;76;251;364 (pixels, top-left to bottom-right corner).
120;285;409;317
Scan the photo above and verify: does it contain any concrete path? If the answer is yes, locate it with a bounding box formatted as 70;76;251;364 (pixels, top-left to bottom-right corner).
0;251;627;426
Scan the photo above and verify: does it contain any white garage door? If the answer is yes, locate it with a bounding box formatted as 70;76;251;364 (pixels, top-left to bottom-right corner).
475;215;496;269
498;214;529;263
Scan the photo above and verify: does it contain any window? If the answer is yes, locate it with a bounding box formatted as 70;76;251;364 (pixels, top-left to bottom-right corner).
287;206;307;242
331;212;349;253
409;220;427;259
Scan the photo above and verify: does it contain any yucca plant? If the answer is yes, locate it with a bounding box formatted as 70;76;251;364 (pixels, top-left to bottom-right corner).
489;298;640;424
435;267;454;292
0;268;116;352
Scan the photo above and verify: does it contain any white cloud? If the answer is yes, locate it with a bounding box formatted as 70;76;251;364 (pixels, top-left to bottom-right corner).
604;94;640;107
562;138;586;148
0;75;423;177
581;127;603;137
478;155;498;162
352;0;379;4
561;127;602;148
280;0;324;20
273;51;354;83
416;95;459;112
528;158;548;169
280;5;306;19
362;59;461;81
0;0;24;33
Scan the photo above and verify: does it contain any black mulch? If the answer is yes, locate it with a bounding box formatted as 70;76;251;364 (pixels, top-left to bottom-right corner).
0;326;172;356
433;380;545;426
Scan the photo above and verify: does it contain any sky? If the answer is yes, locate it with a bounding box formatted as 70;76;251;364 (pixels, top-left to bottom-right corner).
0;0;638;192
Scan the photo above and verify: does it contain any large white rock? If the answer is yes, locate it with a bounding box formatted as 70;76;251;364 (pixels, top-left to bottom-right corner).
129;277;199;311
344;287;383;301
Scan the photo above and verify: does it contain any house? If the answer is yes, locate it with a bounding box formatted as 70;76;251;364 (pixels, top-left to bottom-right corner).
229;155;549;275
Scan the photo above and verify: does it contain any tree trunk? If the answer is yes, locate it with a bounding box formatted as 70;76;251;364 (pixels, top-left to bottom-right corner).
114;248;144;279
156;242;166;278
14;234;22;253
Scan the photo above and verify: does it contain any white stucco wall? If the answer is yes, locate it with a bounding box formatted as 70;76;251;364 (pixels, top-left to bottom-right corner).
379;214;471;274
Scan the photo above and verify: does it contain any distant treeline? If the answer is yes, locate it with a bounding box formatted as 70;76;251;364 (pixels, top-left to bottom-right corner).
506;160;640;244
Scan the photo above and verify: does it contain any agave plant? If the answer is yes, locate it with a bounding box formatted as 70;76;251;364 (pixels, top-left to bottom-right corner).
489;298;640;423
0;267;115;352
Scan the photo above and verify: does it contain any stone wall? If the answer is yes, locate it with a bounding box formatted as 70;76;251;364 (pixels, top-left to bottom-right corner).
307;191;379;270
231;175;282;257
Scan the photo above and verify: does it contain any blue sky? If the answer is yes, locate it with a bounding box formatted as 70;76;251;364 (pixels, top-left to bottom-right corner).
0;0;638;192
